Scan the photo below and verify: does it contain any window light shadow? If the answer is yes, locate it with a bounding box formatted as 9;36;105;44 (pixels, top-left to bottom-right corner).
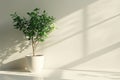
60;41;120;69
37;10;120;54
45;0;120;79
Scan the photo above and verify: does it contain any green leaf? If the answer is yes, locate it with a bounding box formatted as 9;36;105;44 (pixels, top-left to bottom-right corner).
10;8;56;45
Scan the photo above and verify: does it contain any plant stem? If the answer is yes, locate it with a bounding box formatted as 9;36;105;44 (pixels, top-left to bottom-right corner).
32;38;35;56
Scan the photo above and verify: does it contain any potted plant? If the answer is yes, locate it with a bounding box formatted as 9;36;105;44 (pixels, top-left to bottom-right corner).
10;8;56;72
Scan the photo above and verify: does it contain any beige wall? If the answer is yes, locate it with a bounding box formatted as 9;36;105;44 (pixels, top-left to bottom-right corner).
0;0;120;71
36;0;120;71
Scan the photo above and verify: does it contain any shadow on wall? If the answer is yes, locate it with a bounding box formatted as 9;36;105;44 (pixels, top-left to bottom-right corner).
61;41;120;69
0;58;26;71
38;0;98;50
0;0;39;70
40;0;120;68
42;3;120;53
46;41;120;80
42;0;120;79
0;23;30;70
38;0;97;19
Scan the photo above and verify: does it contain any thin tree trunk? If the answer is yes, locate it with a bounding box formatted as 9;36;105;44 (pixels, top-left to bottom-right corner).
32;38;35;56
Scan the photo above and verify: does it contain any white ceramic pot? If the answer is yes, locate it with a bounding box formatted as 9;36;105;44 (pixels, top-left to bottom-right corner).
25;55;44;73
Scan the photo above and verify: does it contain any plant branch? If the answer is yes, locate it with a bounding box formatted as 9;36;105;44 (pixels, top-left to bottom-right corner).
31;38;35;56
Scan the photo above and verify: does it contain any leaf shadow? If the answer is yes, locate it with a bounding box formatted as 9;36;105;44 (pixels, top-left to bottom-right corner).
0;23;30;70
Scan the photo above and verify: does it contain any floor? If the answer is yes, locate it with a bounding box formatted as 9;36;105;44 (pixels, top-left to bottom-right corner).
0;69;120;80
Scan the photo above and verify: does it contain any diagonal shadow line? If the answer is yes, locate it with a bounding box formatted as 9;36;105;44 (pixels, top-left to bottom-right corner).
60;41;120;69
45;4;120;80
45;42;120;80
45;5;120;80
88;12;120;30
46;40;120;79
42;12;120;50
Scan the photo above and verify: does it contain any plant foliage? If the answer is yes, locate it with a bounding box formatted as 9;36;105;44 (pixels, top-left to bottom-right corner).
10;8;56;56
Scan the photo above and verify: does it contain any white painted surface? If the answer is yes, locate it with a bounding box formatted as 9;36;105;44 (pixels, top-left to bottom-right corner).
0;0;120;72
